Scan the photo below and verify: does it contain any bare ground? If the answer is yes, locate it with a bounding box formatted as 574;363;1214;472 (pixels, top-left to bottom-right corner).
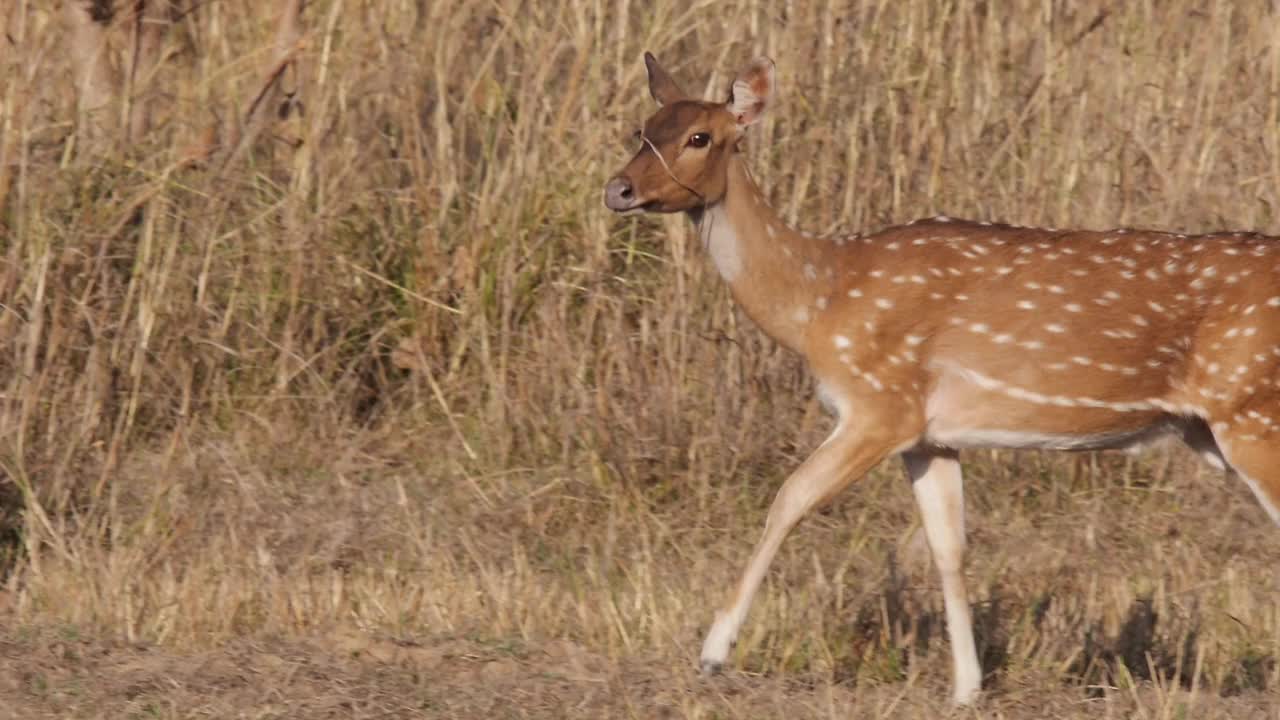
2;626;1278;719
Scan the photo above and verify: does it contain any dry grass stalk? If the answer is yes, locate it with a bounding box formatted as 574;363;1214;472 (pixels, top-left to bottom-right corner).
63;0;119;148
219;0;305;169
125;0;169;141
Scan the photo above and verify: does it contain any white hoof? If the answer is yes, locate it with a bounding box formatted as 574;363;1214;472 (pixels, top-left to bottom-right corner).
699;612;739;674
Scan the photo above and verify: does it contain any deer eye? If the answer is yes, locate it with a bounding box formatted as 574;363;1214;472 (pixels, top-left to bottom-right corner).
688;132;711;148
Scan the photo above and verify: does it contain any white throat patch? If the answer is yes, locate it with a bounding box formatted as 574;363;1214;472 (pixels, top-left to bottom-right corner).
701;204;744;281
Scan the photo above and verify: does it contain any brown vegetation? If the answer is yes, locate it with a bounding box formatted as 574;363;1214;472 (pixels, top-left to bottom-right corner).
0;0;1278;717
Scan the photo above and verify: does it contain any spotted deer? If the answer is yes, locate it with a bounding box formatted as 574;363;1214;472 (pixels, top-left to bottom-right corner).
603;52;1280;705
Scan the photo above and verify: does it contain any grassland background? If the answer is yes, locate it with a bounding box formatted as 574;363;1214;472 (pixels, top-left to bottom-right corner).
2;0;1280;717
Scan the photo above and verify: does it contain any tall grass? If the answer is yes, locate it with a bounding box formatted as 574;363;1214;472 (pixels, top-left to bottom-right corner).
2;0;1280;715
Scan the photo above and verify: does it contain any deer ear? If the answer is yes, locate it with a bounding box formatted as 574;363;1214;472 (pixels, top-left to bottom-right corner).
644;52;688;106
726;57;775;127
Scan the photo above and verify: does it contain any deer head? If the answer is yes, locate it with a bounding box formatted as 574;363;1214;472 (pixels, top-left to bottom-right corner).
603;53;775;214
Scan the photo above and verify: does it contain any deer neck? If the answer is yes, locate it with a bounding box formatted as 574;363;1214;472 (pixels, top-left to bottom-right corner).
694;154;831;354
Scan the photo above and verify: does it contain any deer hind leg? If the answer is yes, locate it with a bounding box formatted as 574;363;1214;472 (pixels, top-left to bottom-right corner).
1209;415;1280;526
904;448;982;706
699;421;913;675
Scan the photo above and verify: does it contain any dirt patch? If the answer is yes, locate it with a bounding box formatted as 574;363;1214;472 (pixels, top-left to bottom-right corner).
1;626;1276;719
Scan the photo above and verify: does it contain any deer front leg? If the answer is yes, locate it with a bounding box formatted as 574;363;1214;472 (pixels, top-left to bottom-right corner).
903;448;981;706
699;421;910;674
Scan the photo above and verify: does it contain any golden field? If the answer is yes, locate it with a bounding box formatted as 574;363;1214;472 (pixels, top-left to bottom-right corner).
1;0;1279;716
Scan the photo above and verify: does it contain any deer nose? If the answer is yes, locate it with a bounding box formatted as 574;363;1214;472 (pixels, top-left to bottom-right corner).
604;176;636;211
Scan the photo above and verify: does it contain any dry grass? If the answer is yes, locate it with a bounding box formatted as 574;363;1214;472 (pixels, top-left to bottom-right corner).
2;0;1280;717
